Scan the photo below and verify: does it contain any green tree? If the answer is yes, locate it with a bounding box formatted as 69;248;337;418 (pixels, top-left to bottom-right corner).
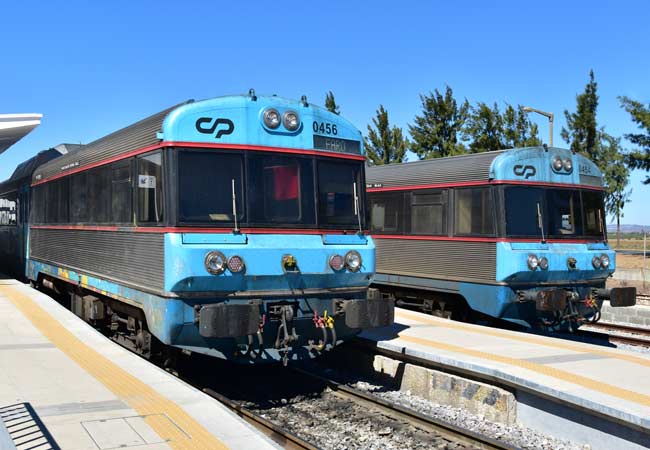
364;105;408;165
502;104;542;148
409;86;469;158
464;102;504;152
619;96;650;183
324;91;340;115
561;69;599;159
600;133;632;246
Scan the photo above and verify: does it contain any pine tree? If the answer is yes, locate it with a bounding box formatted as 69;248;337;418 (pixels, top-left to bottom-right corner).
464;102;505;152
600;133;632;247
409;86;469;159
619;96;650;183
502;104;542;148
561;70;599;159
324;91;340;115
364;105;408;165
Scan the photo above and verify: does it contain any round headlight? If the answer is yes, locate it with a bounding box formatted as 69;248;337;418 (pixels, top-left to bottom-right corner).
527;254;539;270
600;254;610;269
563;159;573;172
592;255;602;269
205;251;227;275
227;255;246;273
282;110;300;131
553;156;563;171
263;108;281;129
345;251;362;272
329;254;345;271
539;257;549;270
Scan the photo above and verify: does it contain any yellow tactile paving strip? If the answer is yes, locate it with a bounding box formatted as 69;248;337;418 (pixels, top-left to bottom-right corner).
0;285;229;450
393;310;650;408
397;309;650;368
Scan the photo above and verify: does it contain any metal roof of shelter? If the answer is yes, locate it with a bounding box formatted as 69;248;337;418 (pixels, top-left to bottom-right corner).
0;114;43;155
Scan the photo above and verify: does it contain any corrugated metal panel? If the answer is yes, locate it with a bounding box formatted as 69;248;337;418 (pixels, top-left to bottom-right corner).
33;103;188;182
30;229;165;291
375;238;496;283
579;174;603;187
367;151;505;187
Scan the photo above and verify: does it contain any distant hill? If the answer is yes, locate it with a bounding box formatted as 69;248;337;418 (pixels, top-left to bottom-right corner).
607;224;649;233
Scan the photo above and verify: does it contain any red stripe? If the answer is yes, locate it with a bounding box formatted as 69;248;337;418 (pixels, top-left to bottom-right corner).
367;180;604;192
32;141;365;186
372;234;601;244
30;225;363;235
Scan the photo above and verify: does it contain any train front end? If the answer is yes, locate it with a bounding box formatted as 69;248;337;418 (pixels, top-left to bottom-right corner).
157;94;393;363
492;147;635;329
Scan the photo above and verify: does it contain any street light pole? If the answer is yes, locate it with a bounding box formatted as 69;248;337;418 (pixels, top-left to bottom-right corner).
522;106;554;147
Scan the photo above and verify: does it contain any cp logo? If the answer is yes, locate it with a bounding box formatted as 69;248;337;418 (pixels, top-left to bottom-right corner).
513;164;536;179
195;117;235;139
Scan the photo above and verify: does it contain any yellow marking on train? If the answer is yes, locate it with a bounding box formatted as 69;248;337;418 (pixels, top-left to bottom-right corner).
396;333;650;407
0;285;229;450
396;309;650;368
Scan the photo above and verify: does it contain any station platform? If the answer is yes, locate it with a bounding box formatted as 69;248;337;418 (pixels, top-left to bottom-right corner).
360;308;650;450
0;278;278;450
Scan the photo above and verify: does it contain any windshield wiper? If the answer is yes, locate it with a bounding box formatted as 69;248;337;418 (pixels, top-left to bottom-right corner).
598;208;606;243
536;202;546;243
353;182;362;235
231;178;240;233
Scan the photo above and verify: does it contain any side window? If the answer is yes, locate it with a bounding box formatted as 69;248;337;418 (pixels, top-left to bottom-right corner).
88;167;110;223
370;193;404;233
111;161;132;223
0;192;17;226
137;152;164;223
411;190;447;235
70;172;88;223
31;185;45;224
454;188;494;235
45;179;69;224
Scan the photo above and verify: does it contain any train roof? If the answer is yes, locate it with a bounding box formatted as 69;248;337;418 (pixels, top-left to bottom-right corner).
366;146;603;189
0;147;66;194
32;94;363;184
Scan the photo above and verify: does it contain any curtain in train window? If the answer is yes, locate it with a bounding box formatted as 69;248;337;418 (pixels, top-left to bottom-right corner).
247;154;315;225
138;152;163;223
454;188;494;235
317;160;363;227
411;191;447;235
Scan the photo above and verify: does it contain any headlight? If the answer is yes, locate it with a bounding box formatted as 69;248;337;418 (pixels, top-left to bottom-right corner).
600;254;610;269
527;254;539;270
282;110;300;131
553;156;563;171
563;159;573;172
592;255;602;269
539;257;549;270
329;254;345;271
227;255;245;273
205;251;227;275
263;108;281;129
345;251;362;272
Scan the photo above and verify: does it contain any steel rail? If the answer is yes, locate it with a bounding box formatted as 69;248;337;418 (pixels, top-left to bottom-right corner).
291;367;517;450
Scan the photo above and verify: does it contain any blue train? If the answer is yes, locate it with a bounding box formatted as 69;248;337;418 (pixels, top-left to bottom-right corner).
366;146;635;329
0;92;394;364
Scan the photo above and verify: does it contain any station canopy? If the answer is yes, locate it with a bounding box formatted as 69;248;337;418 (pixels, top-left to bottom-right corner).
0;113;43;155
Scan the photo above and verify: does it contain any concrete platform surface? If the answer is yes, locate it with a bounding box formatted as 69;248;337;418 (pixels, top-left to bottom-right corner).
0;279;278;450
361;308;650;437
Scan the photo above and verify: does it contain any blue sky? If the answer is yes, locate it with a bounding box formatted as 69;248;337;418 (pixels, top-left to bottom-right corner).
2;1;649;224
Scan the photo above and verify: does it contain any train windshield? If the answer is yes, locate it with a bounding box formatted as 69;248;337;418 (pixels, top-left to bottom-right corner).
504;186;605;239
177;150;364;229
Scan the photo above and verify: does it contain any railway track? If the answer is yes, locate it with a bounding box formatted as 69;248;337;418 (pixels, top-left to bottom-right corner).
178;358;517;450
580;321;650;347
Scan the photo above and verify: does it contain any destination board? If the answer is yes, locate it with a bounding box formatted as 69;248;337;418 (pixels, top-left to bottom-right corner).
313;135;361;154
